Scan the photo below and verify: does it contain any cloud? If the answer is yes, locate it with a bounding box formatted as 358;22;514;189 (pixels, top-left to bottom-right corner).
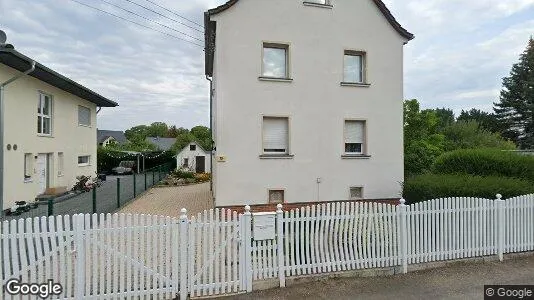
0;0;533;131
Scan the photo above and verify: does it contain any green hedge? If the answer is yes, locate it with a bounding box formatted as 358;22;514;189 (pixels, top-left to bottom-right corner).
432;149;534;181
402;174;534;204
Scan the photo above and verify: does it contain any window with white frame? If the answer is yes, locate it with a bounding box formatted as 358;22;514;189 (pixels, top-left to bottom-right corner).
183;157;189;167
263;117;289;154
343;51;366;83
269;190;285;204
38;93;52;135
262;43;289;79
78;155;90;166
349;187;363;200
58;152;64;176
78;105;91;126
24;153;32;181
305;0;331;5
344;120;366;154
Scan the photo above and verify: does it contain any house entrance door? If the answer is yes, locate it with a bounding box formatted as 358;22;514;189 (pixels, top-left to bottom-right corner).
36;154;49;194
195;156;205;173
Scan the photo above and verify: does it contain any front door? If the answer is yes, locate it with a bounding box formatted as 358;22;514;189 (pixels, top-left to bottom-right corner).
195;156;205;173
36;154;49;194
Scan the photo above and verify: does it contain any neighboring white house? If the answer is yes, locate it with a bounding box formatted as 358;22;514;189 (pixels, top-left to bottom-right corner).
0;43;117;212
176;141;211;173
204;0;413;207
97;129;127;147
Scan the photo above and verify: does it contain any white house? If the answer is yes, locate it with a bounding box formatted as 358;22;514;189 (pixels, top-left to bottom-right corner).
176;141;211;173
204;0;413;207
0;41;117;212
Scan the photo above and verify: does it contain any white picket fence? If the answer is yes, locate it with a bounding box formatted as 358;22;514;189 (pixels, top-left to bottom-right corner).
2;194;534;299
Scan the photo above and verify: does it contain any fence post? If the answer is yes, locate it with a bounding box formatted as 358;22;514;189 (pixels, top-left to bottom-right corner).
243;205;253;292
179;208;189;300
133;172;137;198
73;214;86;299
144;172;147;190
276;204;286;288
92;187;97;214
116;178;121;208
398;198;408;274
47;198;54;216
152;169;155;185
495;194;505;261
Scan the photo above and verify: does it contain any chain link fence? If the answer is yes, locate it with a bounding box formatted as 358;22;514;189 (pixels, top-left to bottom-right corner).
1;162;174;222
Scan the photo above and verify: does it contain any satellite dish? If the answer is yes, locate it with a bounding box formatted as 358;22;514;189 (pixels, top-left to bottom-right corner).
0;30;6;44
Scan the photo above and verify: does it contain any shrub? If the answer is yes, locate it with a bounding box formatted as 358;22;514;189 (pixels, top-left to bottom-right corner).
194;173;211;182
402;174;534;204
172;169;195;179
432;149;534;181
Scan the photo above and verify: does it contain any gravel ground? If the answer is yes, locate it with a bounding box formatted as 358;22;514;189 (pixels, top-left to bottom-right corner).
222;254;534;300
118;182;214;217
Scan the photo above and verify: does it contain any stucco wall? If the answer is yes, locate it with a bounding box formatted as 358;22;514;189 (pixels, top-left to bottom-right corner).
0;64;98;210
211;0;408;206
176;142;212;173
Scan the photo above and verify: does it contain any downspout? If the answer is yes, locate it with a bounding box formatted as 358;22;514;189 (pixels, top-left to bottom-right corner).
206;75;213;193
96;106;102;114
0;60;36;215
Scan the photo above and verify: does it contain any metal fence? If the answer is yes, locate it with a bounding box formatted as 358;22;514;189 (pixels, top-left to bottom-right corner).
0;162;173;222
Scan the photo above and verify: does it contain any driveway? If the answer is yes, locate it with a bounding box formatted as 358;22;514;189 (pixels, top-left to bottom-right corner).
222;255;534;300
118;182;213;217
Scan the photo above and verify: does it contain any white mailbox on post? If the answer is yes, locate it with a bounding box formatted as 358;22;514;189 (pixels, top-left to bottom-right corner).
252;212;276;240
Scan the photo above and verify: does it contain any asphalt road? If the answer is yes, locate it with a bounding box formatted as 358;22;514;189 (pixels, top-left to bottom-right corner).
223;255;534;300
1;171;164;221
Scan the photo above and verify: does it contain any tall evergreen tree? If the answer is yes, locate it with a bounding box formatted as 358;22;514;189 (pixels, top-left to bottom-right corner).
494;37;534;149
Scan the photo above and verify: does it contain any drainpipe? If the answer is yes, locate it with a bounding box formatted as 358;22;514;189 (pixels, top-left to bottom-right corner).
96;106;102;114
0;60;36;215
206;75;213;193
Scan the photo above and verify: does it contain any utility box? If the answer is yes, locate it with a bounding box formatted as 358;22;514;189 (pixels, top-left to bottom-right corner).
252;212;276;240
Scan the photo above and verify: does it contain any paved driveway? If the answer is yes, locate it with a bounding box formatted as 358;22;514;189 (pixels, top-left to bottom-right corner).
118;182;213;217
223;255;534;300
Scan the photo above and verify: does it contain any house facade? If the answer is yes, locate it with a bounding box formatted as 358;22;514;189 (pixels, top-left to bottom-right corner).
205;0;413;207
97;130;127;147
176;141;211;173
0;44;117;212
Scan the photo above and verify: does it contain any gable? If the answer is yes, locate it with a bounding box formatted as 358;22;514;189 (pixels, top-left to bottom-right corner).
204;0;414;76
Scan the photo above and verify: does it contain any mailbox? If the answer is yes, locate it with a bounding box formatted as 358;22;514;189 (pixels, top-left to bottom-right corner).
252;212;276;240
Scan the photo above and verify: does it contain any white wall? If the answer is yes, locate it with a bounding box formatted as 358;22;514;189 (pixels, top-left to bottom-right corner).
1;64;98;210
211;0;407;206
176;142;211;173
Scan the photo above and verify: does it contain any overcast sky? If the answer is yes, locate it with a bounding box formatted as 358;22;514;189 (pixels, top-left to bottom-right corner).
1;0;533;131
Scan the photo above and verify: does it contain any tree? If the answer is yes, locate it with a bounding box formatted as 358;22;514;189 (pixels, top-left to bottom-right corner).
458;109;503;133
494;37;534;149
124;125;150;141
441;120;516;151
404;99;446;176
190;126;212;150
148;122;169;138
423;107;455;132
171;133;194;153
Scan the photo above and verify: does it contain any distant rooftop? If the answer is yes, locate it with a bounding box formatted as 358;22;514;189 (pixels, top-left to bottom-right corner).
97;130;127;144
146;136;176;151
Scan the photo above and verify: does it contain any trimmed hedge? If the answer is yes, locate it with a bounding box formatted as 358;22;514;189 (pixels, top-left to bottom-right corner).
432;149;534;181
402;174;534;204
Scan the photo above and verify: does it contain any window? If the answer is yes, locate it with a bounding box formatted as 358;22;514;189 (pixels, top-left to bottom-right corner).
263;117;289;154
305;0;331;5
78;155;90;166
190;144;196;151
78;105;91;126
183;158;189;167
350;187;363;200
58;152;64;176
262;43;289;79
344;120;365;154
38;93;52;135
269;190;285;204
24;153;32;181
343;51;366;83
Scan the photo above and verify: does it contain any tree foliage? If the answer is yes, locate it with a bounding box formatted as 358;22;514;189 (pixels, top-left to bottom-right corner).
441;120;516;151
494;37;534;149
457;108;503;133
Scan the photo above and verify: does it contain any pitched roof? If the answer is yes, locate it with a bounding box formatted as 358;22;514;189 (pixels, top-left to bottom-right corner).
146;137;176;151
177;141;208;155
0;45;117;107
97;130;127;144
204;0;414;76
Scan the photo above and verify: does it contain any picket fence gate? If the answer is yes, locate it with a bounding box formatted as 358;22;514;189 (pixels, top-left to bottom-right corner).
2;194;534;299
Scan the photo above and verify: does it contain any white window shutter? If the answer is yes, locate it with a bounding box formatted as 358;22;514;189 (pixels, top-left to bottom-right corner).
263;117;288;153
345;121;364;143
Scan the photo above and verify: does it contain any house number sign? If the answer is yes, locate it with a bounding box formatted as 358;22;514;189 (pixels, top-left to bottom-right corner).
252;212;276;240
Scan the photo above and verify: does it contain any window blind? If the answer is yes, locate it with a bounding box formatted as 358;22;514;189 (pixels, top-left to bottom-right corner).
78;106;91;126
263;117;289;153
344;120;364;143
